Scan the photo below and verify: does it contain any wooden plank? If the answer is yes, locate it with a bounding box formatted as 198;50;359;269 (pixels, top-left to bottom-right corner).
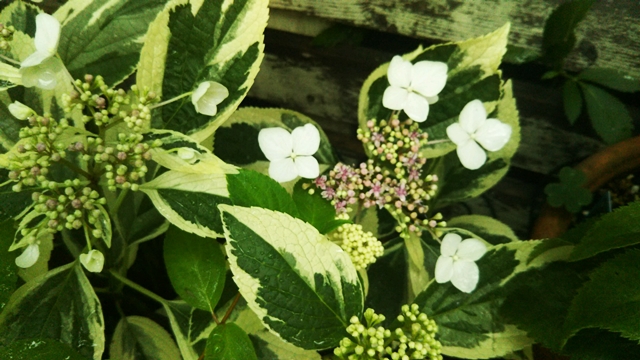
268;0;640;78
248;30;605;175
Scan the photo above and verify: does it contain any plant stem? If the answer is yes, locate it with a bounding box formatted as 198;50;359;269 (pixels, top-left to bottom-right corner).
149;91;193;109
0;53;20;65
109;270;167;305
59;158;92;179
220;292;242;324
57;54;84;94
425;139;451;145
111;188;129;216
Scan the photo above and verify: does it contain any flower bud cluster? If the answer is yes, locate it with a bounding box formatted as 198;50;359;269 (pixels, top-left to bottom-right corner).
0;23;16;50
30;181;106;234
313;118;440;235
6;115;70;192
61;76;157;133
334;306;442;360
329;214;384;270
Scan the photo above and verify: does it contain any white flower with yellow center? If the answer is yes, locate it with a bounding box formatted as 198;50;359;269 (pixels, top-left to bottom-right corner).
382;55;448;122
435;233;487;293
446;99;512;170
258;124;320;183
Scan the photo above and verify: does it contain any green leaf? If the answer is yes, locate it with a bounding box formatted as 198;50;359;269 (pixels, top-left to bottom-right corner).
162;300;216;360
164;226;227;312
227;169;299;218
569;201;640;261
545;167;592;213
0;338;88;360
541;0;595;67
502;45;539;64
220;205;364;350
0;263;105;359
55;0;169;86
141;0;268;141
563;80;583;124
563;328;640;360
578;67;640;93
565;249;640;341
213;107;337;169
447;215;519;245
581;83;633;144
0;1;39;36
140;170;233;238
499;262;586;350
0;219;18;313
0;178;33;222
292;180;347;234
365;240;408;323
414;240;566;358
109;316;181;360
205;323;258;360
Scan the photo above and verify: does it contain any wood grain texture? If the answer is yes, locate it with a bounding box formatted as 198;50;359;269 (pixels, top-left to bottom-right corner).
269;0;640;78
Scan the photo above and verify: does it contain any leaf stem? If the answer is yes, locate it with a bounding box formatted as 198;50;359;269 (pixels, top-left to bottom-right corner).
111;188;129;216
149;91;193;109
425;139;451;145
59;158;92;179
0;53;20;65
109;270;167;305
220;292;242;324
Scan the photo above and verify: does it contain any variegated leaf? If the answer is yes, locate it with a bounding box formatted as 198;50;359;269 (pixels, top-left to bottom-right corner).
54;0;170;86
413;239;572;359
220;205;364;350
0;262;105;360
138;0;269;141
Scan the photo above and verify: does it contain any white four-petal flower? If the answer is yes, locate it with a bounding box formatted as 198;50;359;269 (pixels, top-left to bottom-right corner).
80;249;105;273
258;124;320;183
19;13;62;90
191;81;229;116
382;55;448;122
435;233;487;293
446;99;512;170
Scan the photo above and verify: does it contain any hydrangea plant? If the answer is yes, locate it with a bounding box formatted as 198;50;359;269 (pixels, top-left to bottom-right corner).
0;1;634;359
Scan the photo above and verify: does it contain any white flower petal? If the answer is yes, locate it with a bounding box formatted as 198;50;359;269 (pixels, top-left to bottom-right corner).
20;51;51;68
191;81;228;116
456;140;487;170
411;61;448;98
20;57;61;89
294;155;319;179
15;243;40;268
456;239;487;261
459;99;487;134
80;250;105;273
8;101;34;120
291;124;320;156
451;260;480;293
441;233;462;257
426;95;439;104
387;56;412;88
403;92;430;122
269;158;298;183
434;256;454;283
382;86;409;111
34;13;60;56
258;127;293;161
475;119;512;152
446;123;471;145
